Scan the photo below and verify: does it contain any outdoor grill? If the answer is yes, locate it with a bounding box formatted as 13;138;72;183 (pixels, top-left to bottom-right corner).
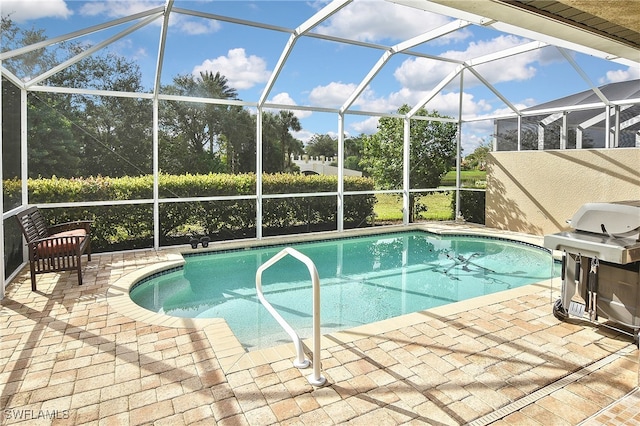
544;201;640;345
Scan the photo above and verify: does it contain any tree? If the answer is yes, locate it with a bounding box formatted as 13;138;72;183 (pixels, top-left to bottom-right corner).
361;105;457;220
27;97;80;177
463;141;490;170
304;133;365;171
2;17;304;178
199;71;239;158
344;134;366;171
2;17;154;178
275;110;302;171
49;52;152;177
220;106;256;173
160;71;239;174
1;16;62;80
305;134;337;158
260;110;303;173
261;112;284;173
1;17;85;178
2;77;22;180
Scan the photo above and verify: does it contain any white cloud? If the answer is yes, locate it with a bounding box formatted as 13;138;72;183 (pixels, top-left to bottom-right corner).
433;91;491;117
307;81;394;113
192;48;271;90
392;90;492;118
349;106;494;154
307;77;499;129
79;1;162;18
308;81;358;108
473;59;536;85
1;0;72;22
132;47;149;61
305;37;545;135
599;67;640;84
79;1;221;34
345;85;489;118
517;98;537;109
326;130;342;139
176;19;221;35
350;116;380;134
393;58;458;92
460;122;493;155
293;129;314;144
394;35;541;91
268;92;312;119
446;35;530;61
316;0;469;44
271;92;295;105
338;86;506;138
309;11;566;138
111;39;148;61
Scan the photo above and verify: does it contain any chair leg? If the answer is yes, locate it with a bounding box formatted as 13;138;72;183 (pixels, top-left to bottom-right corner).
28;260;37;291
77;258;83;286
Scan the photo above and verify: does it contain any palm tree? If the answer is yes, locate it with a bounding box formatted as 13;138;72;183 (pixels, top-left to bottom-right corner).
198;71;238;156
276;110;302;169
197;71;238;100
161;71;241;173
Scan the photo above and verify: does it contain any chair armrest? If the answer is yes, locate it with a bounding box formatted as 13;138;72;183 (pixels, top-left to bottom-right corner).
29;234;85;245
48;220;93;233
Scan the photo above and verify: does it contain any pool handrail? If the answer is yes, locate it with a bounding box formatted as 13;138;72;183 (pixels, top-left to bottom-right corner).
255;247;326;387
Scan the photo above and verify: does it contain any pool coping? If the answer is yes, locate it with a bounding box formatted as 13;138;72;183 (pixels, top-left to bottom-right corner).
106;223;555;376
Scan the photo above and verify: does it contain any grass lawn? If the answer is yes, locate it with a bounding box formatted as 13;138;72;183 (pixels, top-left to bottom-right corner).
374;192;453;222
372;170;486;222
441;170;486;186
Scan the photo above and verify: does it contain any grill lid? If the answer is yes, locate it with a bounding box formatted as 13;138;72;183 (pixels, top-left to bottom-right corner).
569;201;640;239
544;201;640;264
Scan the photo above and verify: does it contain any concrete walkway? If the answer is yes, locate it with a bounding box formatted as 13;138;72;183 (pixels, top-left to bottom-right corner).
1;236;638;425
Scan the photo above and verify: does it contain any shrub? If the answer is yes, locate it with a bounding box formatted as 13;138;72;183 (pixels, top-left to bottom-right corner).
452;190;486;224
7;173;376;251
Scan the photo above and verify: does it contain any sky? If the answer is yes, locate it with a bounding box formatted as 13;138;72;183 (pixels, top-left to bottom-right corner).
2;0;639;155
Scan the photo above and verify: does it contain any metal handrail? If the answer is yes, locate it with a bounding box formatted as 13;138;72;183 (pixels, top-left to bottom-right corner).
255;247;326;386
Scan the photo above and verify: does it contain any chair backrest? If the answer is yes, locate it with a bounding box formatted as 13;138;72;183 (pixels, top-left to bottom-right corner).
15;207;51;243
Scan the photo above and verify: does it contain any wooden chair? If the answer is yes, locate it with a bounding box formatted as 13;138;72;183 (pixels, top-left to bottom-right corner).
14;206;92;291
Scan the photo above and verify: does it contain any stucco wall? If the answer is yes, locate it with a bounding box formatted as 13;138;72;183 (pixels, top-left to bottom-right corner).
486;148;640;236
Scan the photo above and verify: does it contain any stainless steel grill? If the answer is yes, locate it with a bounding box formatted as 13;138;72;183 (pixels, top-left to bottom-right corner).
544;201;640;345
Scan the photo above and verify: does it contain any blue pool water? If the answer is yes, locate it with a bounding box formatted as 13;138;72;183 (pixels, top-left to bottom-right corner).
130;231;559;350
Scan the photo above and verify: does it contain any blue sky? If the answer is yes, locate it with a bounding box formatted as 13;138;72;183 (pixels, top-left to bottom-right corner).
3;0;639;155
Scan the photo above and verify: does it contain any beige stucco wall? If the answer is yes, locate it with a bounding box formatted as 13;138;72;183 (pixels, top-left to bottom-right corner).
486;148;640;236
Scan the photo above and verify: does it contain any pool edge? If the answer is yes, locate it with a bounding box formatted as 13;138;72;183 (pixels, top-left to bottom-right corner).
105;224;554;376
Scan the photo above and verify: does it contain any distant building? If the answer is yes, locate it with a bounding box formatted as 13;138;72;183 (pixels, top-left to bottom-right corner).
494;79;640;151
290;155;362;177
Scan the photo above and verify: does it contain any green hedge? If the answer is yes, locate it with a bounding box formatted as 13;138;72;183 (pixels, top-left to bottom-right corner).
6;174;376;251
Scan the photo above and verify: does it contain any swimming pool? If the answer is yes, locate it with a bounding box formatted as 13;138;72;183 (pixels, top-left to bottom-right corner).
130;231;559;350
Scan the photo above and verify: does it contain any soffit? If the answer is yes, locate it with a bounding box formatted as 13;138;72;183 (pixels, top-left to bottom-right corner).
392;0;640;64
505;0;640;51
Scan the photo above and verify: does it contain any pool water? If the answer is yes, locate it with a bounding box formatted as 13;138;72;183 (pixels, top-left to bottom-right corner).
130;232;559;350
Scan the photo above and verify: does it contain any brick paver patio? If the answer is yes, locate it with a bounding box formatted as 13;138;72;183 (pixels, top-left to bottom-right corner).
1;226;638;425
